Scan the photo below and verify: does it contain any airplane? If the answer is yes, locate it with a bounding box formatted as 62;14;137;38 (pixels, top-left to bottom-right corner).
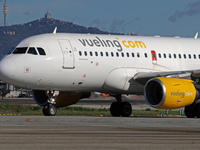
0;28;200;118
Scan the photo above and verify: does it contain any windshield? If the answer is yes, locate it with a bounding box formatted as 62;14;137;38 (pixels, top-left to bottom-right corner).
12;47;28;54
27;47;38;55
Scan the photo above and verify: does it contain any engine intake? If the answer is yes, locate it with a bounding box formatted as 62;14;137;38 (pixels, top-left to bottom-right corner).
144;77;198;109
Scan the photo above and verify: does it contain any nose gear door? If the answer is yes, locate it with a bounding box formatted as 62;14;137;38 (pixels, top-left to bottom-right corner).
58;39;75;69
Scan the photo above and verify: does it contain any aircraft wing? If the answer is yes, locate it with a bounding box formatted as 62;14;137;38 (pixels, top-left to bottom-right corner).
133;70;198;85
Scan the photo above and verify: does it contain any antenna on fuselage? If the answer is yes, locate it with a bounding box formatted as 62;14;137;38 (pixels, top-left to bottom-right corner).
53;27;57;34
194;32;198;39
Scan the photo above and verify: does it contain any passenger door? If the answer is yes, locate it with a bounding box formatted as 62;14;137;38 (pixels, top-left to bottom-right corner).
58;39;75;69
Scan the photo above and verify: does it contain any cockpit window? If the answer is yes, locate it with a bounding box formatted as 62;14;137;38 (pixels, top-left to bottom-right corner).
27;47;38;55
37;48;46;55
12;47;28;54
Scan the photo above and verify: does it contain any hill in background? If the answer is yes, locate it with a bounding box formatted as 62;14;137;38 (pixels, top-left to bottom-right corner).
0;12;122;57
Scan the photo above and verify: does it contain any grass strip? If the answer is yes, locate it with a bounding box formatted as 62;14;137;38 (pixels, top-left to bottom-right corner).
0;104;185;117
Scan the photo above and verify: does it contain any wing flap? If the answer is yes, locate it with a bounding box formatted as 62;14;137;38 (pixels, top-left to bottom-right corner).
134;70;193;85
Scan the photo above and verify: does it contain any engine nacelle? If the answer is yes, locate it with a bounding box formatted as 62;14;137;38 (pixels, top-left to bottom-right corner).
33;90;90;108
144;77;198;109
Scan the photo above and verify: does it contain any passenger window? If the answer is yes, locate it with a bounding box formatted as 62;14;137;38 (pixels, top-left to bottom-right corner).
100;52;103;57
127;53;129;57
144;53;147;58
183;54;186;59
27;47;37;55
194;54;196;59
199;54;200;59
178;54;181;59
13;47;28;54
79;51;82;56
137;53;140;57
158;53;161;58
90;51;93;56
188;54;191;59
84;51;87;56
163;53;166;58
121;52;124;57
116;52;119;57
95;52;98;56
111;52;114;57
132;53;134;57
106;52;109;57
37;48;46;55
174;54;176;58
169;54;171;58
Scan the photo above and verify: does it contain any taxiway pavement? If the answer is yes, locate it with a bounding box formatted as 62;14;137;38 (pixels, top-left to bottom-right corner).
0;97;150;110
0;116;200;150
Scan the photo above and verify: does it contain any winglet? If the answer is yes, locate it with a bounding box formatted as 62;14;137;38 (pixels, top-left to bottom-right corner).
194;32;198;39
53;27;57;34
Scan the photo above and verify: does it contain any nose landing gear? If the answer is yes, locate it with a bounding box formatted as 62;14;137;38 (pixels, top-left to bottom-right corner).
43;90;58;116
43;104;57;116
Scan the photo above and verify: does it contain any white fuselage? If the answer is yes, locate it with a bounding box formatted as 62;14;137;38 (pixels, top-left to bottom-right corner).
0;33;200;94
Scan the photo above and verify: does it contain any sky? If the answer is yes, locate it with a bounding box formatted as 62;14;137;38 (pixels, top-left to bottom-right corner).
1;0;200;37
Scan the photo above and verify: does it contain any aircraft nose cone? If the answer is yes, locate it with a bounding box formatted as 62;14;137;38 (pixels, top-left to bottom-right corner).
0;57;16;82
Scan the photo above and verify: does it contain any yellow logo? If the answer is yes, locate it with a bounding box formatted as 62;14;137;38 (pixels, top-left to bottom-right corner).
78;36;147;52
122;40;146;48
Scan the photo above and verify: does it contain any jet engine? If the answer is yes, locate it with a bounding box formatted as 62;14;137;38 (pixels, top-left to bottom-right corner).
144;77;199;109
33;90;90;108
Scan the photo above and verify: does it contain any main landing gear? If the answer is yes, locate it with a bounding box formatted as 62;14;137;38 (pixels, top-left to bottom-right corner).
110;94;132;117
43;91;58;116
184;101;200;118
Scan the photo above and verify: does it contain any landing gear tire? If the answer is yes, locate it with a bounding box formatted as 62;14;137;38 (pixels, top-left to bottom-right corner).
43;106;48;116
121;102;132;117
110;102;121;117
195;104;200;118
184;104;196;118
110;101;132;117
43;105;57;116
